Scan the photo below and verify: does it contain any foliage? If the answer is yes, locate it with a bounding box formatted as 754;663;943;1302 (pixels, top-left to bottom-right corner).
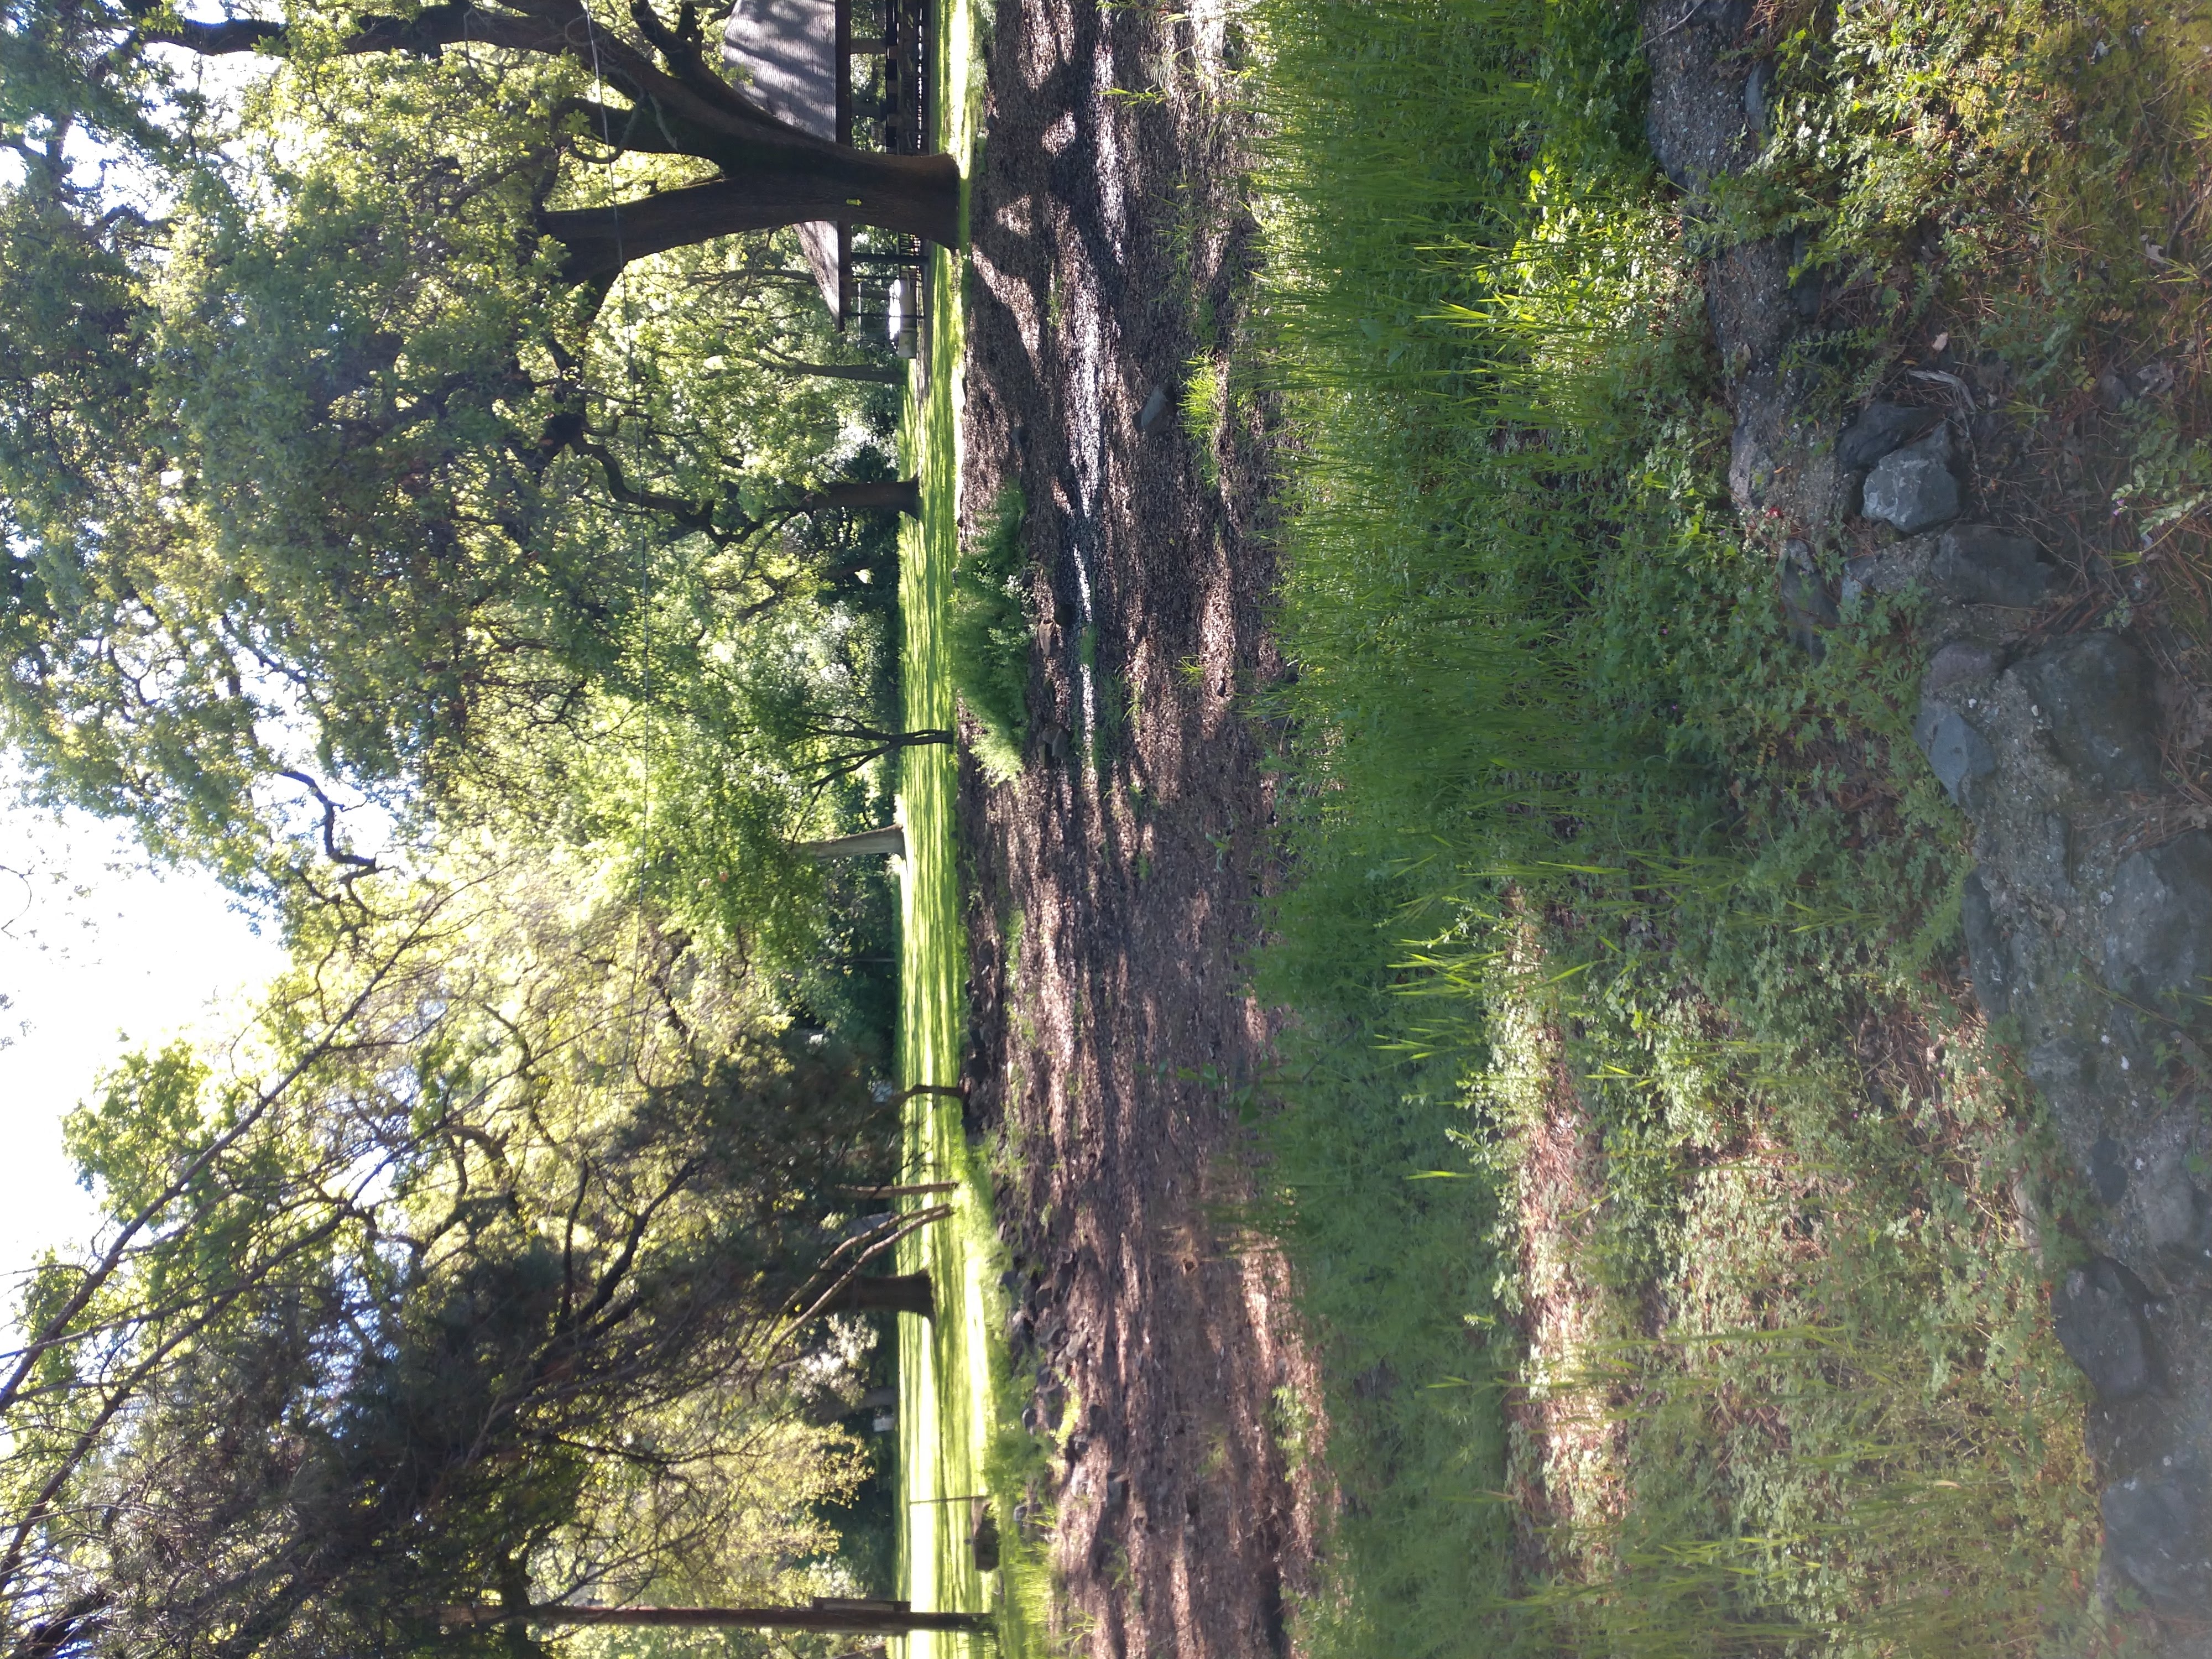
0;853;905;1658
0;0;919;901
948;486;1032;782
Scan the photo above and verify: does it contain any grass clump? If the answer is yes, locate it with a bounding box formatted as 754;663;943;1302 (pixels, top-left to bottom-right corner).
950;484;1032;781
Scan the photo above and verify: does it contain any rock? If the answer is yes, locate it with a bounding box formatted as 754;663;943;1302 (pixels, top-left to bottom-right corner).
1742;59;1770;135
1923;640;1995;693
2102;1475;2207;1609
2011;632;2160;794
1779;562;1838;656
2023;812;2074;896
1928;525;2057;608
2099;831;2212;1031
2135;1151;2205;1255
1960;870;2012;1015
1913;704;1996;806
1862;426;1960;533
2091;1135;2131;1206
1137;384;1170;431
2051;1256;2151;1401
1838;400;1943;471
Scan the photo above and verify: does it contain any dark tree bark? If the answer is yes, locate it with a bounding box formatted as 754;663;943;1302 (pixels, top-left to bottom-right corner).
143;0;965;266
808;1271;935;1318
438;1602;989;1635
541;155;959;283
764;359;908;385
793;479;922;518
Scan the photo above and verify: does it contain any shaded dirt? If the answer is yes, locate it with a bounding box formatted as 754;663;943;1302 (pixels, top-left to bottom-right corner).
951;2;1324;1656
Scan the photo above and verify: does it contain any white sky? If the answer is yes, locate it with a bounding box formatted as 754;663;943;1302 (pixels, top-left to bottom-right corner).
0;781;285;1284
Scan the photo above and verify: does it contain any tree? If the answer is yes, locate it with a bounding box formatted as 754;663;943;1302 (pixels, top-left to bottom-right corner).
1;0;952;889
0;855;924;1659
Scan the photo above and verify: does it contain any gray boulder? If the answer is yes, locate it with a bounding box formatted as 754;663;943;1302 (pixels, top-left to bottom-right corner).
2052;1256;2151;1401
1914;703;1996;806
2100;832;2212;1036
2011;632;2161;794
2102;1475;2208;1610
1928;525;2057;608
1923;641;1995;693
1862;427;1960;533
1838;400;1943;471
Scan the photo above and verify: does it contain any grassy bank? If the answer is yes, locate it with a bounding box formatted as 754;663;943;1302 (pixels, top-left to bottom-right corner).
892;3;1053;1657
1241;0;2212;1653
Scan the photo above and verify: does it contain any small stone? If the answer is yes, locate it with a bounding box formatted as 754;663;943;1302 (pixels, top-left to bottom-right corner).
1923;641;1995;693
1929;525;2057;608
1863;427;1960;533
1959;870;2011;1015
2051;1256;2151;1401
1137;384;1170;432
1778;564;1838;656
2099;831;2212;1031
1743;60;1770;133
1913;704;1996;806
1838;400;1942;471
2101;1476;2204;1609
2130;359;2176;399
2010;632;2159;794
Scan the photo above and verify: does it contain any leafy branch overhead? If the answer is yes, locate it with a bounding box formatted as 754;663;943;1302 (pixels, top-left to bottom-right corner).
0;858;906;1659
1;0;938;891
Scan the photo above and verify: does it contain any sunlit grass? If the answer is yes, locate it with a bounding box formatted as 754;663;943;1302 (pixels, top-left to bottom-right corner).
891;7;1046;1659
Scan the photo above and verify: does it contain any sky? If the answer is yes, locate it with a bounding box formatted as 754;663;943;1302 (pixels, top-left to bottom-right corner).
0;784;286;1284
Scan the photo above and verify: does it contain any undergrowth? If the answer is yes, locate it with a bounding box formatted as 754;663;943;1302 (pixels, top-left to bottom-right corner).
950;484;1032;781
1235;0;2210;1653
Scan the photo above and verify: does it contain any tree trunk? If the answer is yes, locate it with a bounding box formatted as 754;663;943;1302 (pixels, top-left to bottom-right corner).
810;1271;934;1318
796;479;922;518
542;150;960;283
768;359;908;385
437;1603;988;1636
800;826;906;859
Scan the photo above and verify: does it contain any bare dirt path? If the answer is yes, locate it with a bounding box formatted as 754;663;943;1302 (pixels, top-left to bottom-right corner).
950;4;1323;1656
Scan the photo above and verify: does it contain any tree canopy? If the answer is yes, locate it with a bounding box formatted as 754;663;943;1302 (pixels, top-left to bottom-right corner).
0;852;915;1659
2;0;941;895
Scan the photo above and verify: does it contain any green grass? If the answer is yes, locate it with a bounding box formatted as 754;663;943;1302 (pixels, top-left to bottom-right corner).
1228;0;2212;1652
890;6;1049;1659
947;484;1031;782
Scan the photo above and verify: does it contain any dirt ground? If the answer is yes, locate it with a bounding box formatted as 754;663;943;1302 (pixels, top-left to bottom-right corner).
949;2;1325;1655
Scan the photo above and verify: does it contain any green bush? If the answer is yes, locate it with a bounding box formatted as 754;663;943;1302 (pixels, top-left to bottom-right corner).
948;484;1031;781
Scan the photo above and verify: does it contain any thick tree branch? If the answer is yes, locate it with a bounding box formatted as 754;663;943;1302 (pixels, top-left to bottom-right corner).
137;14;285;51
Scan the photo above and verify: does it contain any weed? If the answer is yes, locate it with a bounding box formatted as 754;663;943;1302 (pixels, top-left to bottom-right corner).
950;483;1032;781
1181;351;1226;492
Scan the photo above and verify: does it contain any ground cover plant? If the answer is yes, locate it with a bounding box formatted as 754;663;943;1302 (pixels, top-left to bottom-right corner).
1238;0;2212;1652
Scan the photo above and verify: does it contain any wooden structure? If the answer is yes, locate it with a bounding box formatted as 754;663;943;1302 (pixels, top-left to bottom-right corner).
722;0;930;352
